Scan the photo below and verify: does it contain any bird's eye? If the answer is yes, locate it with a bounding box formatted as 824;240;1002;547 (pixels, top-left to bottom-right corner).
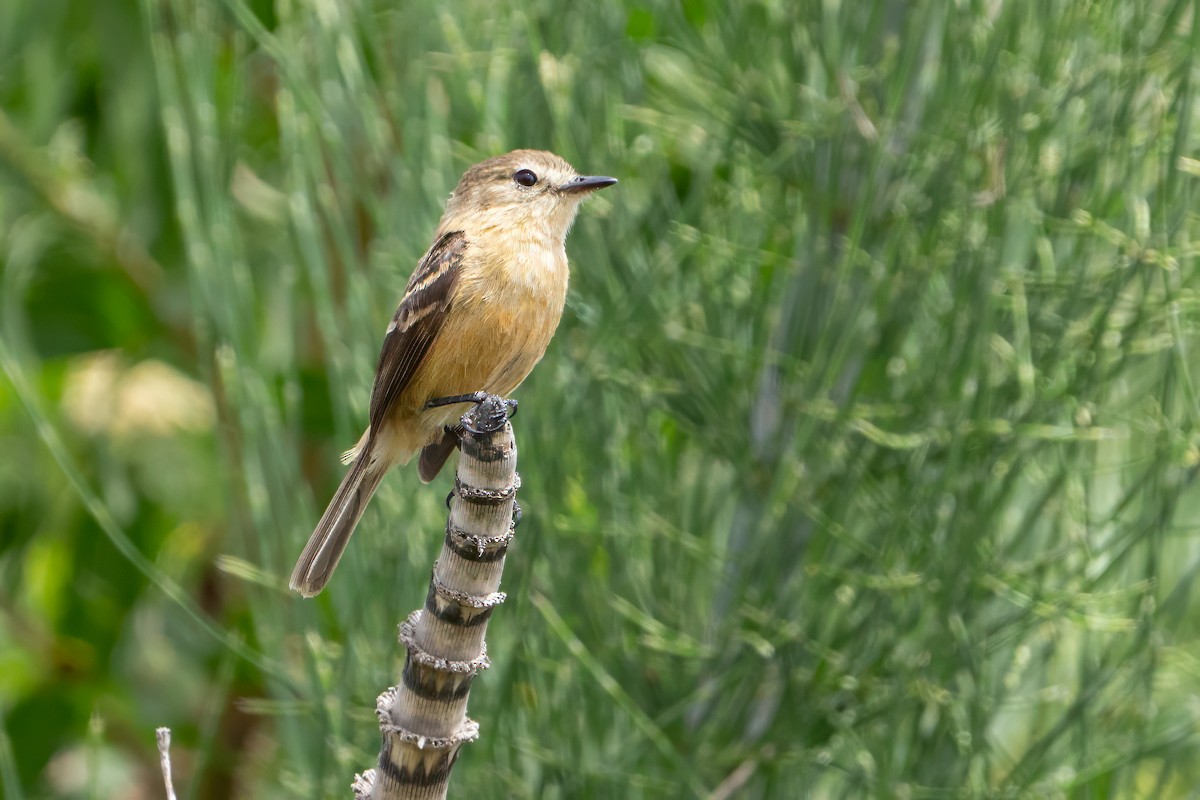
514;169;538;187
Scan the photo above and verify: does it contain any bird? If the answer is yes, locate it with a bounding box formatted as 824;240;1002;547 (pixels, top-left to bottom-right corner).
289;149;616;597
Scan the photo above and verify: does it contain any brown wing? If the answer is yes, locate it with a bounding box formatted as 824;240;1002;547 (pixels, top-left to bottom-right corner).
417;428;460;483
368;230;466;430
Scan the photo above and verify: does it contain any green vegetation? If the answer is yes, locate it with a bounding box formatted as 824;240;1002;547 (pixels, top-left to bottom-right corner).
2;0;1199;796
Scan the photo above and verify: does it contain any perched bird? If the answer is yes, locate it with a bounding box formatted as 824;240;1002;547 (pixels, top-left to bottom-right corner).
289;149;616;597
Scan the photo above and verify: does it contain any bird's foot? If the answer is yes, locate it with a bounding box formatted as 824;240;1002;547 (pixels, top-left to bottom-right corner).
426;392;516;435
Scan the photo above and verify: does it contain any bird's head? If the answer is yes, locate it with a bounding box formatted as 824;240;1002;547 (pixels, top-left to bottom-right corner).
439;149;617;241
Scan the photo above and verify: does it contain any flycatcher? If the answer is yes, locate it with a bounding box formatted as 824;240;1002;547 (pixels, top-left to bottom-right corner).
289;149;616;597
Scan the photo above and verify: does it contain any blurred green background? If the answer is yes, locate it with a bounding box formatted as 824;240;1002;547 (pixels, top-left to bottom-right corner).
2;0;1199;797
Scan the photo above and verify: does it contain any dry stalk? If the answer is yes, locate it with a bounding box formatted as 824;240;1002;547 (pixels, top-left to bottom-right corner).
354;395;519;800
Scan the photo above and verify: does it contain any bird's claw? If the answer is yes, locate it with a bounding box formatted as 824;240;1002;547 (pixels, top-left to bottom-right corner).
426;392;516;436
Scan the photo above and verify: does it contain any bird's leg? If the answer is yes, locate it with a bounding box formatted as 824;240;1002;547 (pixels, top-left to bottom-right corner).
425;391;489;409
425;392;518;435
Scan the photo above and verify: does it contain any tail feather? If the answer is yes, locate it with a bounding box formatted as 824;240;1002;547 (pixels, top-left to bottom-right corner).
289;451;387;597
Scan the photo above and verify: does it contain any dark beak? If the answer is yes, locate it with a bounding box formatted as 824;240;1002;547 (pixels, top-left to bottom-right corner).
559;175;618;193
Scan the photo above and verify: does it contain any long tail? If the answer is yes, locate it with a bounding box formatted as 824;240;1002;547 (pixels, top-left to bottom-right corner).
289;448;388;597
